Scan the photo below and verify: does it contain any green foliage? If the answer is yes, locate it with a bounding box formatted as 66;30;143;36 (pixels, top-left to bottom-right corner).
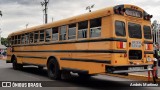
1;37;9;46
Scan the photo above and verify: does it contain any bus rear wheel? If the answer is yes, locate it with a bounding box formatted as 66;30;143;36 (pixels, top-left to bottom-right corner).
12;59;23;70
78;73;91;79
47;58;61;80
38;66;43;70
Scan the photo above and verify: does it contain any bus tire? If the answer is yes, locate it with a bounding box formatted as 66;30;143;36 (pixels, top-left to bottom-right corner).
78;73;91;79
61;70;72;80
12;59;23;70
38;66;43;70
47;58;61;80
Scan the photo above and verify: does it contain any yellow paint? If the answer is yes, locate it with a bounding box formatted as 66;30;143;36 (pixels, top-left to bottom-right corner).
6;4;153;74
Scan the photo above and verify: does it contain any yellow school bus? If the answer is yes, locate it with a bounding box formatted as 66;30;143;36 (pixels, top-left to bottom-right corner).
6;4;153;79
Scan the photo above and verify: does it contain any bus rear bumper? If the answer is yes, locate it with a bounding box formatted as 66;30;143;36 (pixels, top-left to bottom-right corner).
106;64;153;74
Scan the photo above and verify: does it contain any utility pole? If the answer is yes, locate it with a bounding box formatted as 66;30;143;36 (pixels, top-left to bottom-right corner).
0;28;1;45
0;11;2;17
0;11;2;45
41;0;49;24
86;4;95;12
26;23;29;29
152;20;160;46
52;17;54;22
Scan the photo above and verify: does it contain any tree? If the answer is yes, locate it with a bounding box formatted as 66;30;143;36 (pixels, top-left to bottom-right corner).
1;37;9;46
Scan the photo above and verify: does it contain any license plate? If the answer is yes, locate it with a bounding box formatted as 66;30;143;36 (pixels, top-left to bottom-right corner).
128;67;144;71
131;40;141;48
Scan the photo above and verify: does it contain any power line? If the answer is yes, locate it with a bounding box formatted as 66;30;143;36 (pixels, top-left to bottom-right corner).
41;0;49;24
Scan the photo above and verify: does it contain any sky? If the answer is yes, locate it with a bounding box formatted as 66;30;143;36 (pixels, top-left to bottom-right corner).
0;0;159;38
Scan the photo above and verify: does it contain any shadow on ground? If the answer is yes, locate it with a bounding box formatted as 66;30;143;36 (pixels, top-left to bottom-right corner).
8;66;151;90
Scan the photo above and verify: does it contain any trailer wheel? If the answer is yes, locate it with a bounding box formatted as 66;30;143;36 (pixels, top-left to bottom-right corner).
47;58;61;80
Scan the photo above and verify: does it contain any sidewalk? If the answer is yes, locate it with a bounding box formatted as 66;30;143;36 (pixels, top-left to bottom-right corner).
129;67;160;78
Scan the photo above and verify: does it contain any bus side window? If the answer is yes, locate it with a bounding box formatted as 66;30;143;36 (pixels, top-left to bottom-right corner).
29;32;34;43
68;23;76;40
78;21;88;39
21;34;25;44
34;31;39;43
11;36;14;45
90;18;101;38
15;35;18;45
59;26;67;40
8;38;11;46
40;30;45;42
52;27;58;41
25;33;29;44
17;35;21;44
115;21;126;37
45;29;52;42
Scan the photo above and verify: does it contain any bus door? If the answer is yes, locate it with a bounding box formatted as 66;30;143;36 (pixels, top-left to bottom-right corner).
127;21;144;65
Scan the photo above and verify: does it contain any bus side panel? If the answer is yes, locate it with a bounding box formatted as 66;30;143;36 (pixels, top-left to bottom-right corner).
21;58;47;66
17;56;23;64
101;16;113;38
6;48;12;62
60;60;106;74
59;53;110;74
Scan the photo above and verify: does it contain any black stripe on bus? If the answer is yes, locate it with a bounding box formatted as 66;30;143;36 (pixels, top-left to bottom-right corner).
60;58;111;64
13;37;127;47
17;56;47;59
13;50;127;53
144;51;154;54
144;41;153;44
22;62;46;67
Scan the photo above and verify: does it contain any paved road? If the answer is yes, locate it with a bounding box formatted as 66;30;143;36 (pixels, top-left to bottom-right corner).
130;67;160;78
0;60;159;90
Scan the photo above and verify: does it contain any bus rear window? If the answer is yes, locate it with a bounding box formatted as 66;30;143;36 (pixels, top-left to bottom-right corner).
128;23;142;39
115;21;126;36
143;26;152;39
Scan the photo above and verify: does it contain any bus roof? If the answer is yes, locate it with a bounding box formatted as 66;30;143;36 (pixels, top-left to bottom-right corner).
8;4;145;38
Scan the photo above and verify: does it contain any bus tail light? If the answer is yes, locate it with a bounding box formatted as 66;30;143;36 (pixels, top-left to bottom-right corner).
117;42;126;49
145;44;152;50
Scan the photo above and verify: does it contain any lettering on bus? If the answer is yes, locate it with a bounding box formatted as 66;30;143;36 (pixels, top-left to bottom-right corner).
125;8;142;18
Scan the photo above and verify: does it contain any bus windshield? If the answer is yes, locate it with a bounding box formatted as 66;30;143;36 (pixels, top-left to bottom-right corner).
128;22;142;39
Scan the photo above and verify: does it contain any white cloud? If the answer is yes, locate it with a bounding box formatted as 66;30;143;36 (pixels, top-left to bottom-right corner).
0;0;159;38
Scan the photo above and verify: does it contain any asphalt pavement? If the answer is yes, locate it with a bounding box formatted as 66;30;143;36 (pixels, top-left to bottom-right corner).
0;60;159;90
130;67;160;78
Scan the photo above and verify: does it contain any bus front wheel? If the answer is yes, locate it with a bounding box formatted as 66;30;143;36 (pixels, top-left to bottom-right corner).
12;59;23;70
47;58;61;80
